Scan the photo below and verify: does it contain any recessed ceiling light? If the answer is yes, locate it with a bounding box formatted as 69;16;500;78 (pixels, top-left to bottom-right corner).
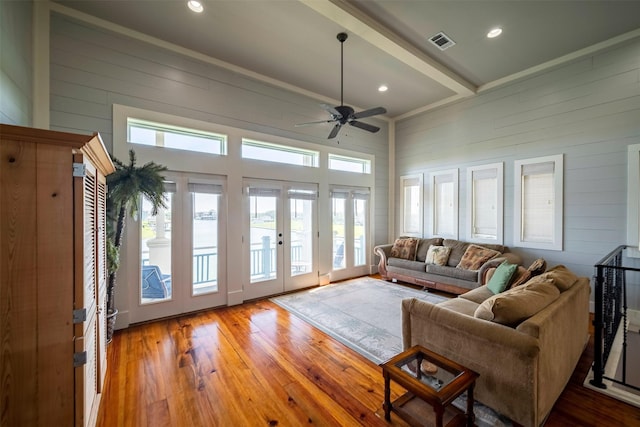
378;85;388;92
487;27;503;38
187;0;204;13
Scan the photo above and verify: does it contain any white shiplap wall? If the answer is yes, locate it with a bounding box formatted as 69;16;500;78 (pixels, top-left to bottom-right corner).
48;14;388;244
395;37;640;293
0;0;33;126
49;12;389;323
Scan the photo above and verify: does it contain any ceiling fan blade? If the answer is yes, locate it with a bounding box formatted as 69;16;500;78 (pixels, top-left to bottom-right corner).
321;103;342;118
294;119;336;127
352;106;387;120
328;123;342;139
349;120;380;133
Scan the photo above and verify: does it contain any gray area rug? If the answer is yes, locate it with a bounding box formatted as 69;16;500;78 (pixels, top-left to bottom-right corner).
272;276;447;364
271;277;513;427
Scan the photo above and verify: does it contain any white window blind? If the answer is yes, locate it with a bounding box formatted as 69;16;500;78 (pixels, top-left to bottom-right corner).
400;175;422;236
287;189;317;200
188;182;223;194
467;163;503;244
522;162;554;243
431;169;458;238
247;187;280;197
514;155;563;250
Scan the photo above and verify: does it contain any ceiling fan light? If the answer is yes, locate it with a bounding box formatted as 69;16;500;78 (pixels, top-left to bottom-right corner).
187;0;204;13
487;27;503;38
378;85;388;92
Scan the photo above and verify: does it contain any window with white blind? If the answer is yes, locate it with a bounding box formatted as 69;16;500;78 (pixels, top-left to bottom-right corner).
400;174;423;237
467;163;503;244
430;169;458;239
514;155;563;250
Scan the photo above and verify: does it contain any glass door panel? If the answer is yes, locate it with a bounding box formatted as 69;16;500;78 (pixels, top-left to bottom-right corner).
140;192;173;304
353;197;367;267
192;192;219;295
290;198;313;276
332;197;346;270
249;193;278;284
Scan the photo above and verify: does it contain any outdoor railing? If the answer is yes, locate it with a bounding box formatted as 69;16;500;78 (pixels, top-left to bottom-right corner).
590;245;640;392
143;236;365;283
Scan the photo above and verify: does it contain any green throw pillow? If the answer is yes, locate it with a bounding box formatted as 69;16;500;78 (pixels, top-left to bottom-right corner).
487;261;518;294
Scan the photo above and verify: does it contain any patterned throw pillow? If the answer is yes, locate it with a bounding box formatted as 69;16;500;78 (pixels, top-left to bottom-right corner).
425;245;451;266
456;244;501;270
389;237;419;260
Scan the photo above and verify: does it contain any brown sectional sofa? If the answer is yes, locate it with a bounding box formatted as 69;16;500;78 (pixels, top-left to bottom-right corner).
374;237;522;294
401;266;590;427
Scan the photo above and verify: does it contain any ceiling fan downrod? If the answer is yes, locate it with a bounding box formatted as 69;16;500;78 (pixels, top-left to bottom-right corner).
337;32;347;107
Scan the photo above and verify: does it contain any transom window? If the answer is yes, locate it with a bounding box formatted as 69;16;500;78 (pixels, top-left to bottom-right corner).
328;154;371;174
127;118;227;155
242;139;319;167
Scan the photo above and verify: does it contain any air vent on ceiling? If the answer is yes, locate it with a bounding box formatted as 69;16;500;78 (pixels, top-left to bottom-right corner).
429;32;456;51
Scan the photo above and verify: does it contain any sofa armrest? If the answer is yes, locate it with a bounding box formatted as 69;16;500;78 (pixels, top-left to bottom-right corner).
401;298;540;426
374;244;393;278
516;278;590;424
477;252;523;285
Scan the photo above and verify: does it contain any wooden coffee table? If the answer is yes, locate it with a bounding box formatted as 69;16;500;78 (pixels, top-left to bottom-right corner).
380;345;479;427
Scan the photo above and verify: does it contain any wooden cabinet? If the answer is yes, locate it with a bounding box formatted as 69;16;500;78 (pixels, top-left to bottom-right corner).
1;124;115;427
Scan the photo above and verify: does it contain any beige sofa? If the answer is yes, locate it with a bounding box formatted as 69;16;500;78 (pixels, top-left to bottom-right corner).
401;266;590;427
374;237;521;294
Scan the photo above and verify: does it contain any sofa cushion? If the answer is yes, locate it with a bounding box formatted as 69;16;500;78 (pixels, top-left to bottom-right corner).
528;258;547;276
459;285;494;304
415;237;444;262
540;265;579;292
443;239;470;267
474;277;560;325
487;261;518;294
425;245;452;266
388;257;428;272
439;297;479;317
456;244;501;270
389;237;419;260
426;264;478;282
509;266;532;289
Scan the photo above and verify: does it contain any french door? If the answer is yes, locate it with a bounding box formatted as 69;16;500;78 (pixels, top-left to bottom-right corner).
129;174;227;324
330;186;371;282
243;179;318;300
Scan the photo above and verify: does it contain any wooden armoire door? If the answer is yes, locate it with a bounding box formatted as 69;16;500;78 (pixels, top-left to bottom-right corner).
73;152;109;427
0;124;114;427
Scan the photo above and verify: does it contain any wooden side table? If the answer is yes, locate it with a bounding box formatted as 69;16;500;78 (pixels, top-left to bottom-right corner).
380;345;479;427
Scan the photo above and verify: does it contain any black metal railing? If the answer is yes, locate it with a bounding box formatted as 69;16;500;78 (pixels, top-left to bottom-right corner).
591;245;640;392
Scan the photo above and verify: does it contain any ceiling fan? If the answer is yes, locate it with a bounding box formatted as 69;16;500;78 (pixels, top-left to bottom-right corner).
296;32;387;139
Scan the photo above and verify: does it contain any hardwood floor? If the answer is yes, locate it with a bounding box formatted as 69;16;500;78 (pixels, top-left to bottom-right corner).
97;283;640;426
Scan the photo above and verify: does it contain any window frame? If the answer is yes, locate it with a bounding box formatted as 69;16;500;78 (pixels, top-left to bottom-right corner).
241;138;319;168
430;169;458;239
328;153;371;174
127;117;227;155
514;154;564;251
399;174;423;237
466;163;503;245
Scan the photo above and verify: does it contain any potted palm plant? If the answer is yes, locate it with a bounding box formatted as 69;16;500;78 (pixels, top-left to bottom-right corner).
106;149;167;343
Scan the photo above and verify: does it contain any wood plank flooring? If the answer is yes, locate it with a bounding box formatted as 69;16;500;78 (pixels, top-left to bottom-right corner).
97;281;640;427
